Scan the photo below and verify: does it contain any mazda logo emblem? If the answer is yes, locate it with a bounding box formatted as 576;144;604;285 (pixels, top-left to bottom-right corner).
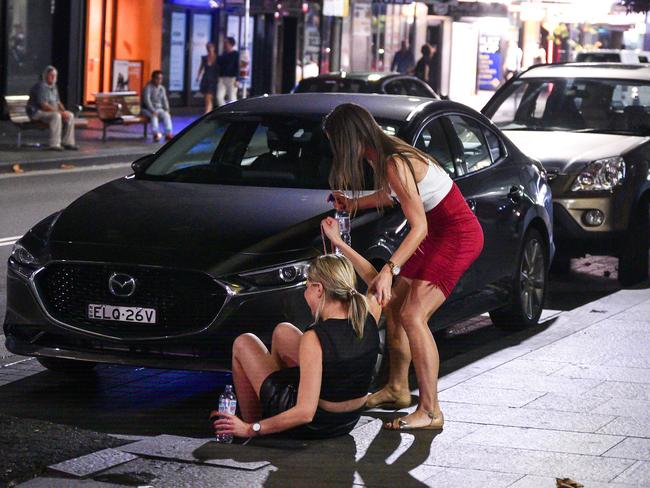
108;273;136;297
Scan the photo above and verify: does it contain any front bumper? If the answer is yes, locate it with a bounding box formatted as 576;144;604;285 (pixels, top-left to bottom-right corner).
4;265;311;371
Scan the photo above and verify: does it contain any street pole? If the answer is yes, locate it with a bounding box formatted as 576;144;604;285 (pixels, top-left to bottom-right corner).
241;0;251;98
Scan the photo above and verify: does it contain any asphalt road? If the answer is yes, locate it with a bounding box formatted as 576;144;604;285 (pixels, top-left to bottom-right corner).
0;164;132;330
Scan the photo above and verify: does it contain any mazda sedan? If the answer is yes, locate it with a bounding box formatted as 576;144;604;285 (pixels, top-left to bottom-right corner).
5;94;553;373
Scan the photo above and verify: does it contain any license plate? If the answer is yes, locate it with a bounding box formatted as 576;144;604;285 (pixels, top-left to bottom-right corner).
88;304;156;324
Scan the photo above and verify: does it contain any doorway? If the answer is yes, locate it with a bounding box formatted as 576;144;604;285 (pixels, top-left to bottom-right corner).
426;23;443;93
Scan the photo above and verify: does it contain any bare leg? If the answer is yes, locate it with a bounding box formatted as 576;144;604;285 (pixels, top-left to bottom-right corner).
386;280;446;429
366;278;412;408
204;93;214;113
231;333;281;422
270;322;303;368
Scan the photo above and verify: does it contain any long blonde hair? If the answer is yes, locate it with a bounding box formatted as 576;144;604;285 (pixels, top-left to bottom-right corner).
323;102;436;205
307;254;368;338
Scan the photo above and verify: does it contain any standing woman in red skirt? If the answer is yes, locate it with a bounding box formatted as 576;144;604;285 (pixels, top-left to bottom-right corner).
323;103;484;430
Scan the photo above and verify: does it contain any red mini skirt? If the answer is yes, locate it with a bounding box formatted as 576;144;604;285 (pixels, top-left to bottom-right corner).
400;183;484;298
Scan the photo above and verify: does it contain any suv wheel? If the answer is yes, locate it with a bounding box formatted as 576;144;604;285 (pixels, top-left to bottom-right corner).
37;357;97;373
491;228;547;330
618;200;649;286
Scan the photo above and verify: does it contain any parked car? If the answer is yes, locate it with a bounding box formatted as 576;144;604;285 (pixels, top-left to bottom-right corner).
574;49;641;64
5;93;553;373
293;71;440;99
483;63;650;284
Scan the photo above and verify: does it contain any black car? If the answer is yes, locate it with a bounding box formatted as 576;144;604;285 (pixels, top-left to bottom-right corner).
293;71;439;99
5;93;553;373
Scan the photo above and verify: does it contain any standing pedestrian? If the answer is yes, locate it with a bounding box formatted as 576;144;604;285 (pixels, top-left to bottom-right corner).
414;44;437;89
324;103;484;431
196;42;219;113
391;41;415;74
141;70;173;142
216;37;240;106
26;65;78;151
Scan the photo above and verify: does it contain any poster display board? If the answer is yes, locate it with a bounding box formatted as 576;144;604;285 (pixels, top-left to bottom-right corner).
478;30;502;90
112;60;143;94
169;11;187;92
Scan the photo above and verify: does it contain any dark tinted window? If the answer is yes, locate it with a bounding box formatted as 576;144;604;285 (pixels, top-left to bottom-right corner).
448;115;492;173
576;52;621;62
403;78;435;98
483;128;503;162
384;80;408;95
294;78;369;93
413;118;455;176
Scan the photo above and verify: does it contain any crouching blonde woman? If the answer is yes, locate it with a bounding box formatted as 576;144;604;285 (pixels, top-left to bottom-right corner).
212;240;381;439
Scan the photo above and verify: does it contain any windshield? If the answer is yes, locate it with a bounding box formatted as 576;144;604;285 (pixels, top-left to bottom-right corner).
294;78;373;94
142;114;403;188
489;78;650;136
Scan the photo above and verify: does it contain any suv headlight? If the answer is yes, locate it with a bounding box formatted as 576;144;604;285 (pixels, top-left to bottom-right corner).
571;157;626;192
10;242;39;267
238;260;310;289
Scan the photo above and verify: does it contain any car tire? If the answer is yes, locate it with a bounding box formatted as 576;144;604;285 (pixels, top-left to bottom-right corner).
618;199;649;286
37;357;97;373
490;228;548;330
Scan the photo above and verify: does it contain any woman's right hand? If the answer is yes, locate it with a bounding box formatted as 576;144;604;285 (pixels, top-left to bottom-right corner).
329;191;355;212
321;217;343;247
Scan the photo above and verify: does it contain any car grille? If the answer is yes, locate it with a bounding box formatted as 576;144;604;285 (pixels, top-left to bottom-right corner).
35;262;226;338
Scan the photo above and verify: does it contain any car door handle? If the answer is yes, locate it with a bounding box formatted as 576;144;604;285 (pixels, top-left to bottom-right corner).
507;185;524;205
466;198;476;213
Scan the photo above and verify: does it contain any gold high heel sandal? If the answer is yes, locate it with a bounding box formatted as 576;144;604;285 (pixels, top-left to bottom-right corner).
384;410;444;431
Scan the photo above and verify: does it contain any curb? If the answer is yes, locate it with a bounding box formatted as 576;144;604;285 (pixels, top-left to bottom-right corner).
0;151;149;175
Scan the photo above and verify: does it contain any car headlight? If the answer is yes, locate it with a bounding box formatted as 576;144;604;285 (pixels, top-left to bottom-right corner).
571;157;626;192
10;242;40;267
239;260;311;289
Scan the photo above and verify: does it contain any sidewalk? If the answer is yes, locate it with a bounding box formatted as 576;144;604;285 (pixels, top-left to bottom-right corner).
0;108;203;173
4;282;649;487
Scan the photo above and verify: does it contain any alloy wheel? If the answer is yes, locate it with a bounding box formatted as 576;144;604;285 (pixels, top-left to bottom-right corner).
520;237;545;320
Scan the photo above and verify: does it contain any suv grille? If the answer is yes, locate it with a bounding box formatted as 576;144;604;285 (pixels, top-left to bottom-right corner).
35;262;226;338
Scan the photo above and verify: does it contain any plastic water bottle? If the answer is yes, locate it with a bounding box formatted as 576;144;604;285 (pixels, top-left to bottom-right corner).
335;210;351;255
216;385;237;444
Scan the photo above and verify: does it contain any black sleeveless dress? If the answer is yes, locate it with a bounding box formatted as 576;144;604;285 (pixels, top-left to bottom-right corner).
259;315;380;439
199;55;219;95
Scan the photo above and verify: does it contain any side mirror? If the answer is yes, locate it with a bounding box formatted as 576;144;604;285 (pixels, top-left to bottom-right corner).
131;154;154;175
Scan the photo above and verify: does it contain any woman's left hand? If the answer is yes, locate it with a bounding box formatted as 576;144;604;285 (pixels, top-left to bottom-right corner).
369;268;393;307
211;411;252;438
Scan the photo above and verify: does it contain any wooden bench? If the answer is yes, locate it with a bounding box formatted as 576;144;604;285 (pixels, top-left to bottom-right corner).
95;91;150;142
4;95;87;148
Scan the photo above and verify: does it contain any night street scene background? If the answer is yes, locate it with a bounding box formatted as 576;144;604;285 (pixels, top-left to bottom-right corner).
1;0;650;487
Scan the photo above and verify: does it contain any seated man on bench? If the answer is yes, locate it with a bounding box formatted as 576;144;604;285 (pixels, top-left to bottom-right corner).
26;65;78;151
142;70;174;143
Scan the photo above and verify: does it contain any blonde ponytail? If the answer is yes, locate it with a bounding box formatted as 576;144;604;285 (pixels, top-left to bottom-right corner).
307;254;369;338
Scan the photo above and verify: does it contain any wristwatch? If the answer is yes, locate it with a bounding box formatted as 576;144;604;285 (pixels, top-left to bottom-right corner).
387;260;401;276
251;422;262;436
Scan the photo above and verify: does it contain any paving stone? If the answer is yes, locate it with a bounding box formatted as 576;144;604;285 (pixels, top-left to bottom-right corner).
417;466;522;488
95;457;275;488
593;398;650;420
598;417;650;438
421;442;634;482
493;358;568;376
17;478;125;488
604;438;650;461
463;369;603;395
521;392;611;414
117;434;271;470
439;385;545;408
457;425;624;456
607;302;650;323
48;448;138;477
439;401;614;433
587;381;650;401
508;474;638;488
611;460;650;485
553;364;650;384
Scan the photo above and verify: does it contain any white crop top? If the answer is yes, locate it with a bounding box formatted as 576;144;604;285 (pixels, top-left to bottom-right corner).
389;159;453;212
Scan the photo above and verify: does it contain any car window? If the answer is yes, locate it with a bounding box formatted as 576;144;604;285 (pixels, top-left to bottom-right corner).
413;118;455;176
384;80;407;95
294;78;368;93
483;128;503;163
142;115;404;188
403;78;435;98
576;52;621;62
448;115;492;173
489;78;650;135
